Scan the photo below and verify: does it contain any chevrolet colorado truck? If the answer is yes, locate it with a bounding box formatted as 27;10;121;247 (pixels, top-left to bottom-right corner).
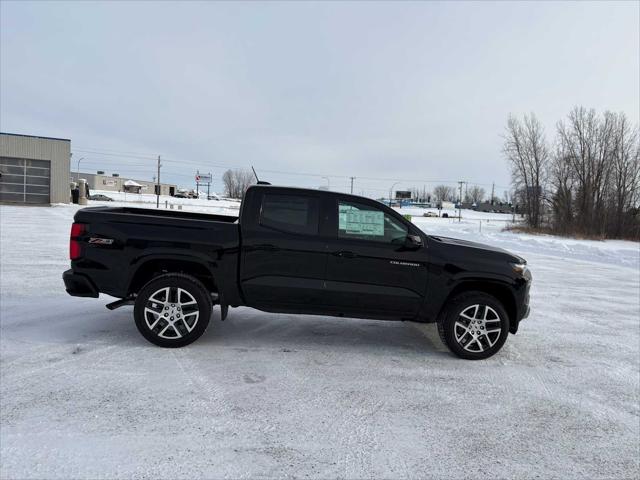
63;185;531;359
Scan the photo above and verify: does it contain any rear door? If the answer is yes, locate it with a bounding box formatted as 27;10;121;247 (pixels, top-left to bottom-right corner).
240;189;328;309
323;197;429;318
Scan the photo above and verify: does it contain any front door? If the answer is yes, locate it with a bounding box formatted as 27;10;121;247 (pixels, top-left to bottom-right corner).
324;198;428;319
240;190;328;310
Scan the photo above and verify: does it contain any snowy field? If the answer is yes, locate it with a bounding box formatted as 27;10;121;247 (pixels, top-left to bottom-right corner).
1;201;639;479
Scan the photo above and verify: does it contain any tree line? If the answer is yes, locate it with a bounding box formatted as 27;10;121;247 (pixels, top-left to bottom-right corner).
409;184;502;205
222;167;502;208
504;107;639;239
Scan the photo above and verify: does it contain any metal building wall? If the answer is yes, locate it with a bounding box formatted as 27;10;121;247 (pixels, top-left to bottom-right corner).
0;133;71;204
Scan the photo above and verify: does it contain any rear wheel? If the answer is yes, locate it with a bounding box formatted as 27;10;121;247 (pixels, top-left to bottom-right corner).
437;292;509;360
134;273;212;347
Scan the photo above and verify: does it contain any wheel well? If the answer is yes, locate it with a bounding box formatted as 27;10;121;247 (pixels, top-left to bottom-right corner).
443;281;517;327
128;259;216;295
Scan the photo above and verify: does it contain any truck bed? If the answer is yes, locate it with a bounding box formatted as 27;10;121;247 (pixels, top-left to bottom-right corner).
70;206;241;299
74;206;238;223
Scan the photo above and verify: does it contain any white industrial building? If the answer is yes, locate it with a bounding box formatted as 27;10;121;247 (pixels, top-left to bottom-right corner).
77;171;177;196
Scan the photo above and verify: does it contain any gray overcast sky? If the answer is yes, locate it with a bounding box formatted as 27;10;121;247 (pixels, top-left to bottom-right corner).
1;1;638;197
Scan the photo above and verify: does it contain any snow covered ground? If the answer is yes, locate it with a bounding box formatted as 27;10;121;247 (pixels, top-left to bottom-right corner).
1;202;639;479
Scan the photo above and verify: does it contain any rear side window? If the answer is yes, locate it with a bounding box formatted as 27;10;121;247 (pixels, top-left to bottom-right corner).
260;194;319;235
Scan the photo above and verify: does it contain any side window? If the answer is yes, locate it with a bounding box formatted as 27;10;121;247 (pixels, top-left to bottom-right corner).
338;200;408;243
260;194;319;235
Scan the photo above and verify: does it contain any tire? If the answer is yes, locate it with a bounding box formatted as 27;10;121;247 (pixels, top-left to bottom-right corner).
134;273;212;348
437;291;510;360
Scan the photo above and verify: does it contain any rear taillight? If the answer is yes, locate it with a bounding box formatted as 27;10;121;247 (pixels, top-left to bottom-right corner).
69;223;86;260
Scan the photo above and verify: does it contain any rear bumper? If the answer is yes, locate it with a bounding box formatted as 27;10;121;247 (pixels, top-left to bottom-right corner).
63;269;99;298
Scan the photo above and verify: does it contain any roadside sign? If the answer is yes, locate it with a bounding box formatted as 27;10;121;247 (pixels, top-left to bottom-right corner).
195;173;212;183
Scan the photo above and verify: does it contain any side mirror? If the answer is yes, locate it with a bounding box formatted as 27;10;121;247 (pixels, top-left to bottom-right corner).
405;234;423;249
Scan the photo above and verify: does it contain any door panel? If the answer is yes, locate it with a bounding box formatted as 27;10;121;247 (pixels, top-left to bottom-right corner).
324;198;428;318
240;191;328;308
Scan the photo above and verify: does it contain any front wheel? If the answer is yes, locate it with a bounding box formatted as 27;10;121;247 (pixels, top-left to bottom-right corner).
134;273;212;348
437;292;510;360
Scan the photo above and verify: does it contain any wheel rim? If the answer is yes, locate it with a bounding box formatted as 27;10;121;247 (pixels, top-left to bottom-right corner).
454;304;502;353
143;287;200;339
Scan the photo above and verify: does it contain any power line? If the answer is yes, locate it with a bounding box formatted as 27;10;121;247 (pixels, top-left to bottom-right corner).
71;146;512;192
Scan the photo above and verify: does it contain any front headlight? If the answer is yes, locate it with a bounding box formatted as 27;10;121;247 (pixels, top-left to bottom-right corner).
510;262;528;275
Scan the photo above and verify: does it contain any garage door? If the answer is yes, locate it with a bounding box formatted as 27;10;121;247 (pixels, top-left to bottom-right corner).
0;157;51;204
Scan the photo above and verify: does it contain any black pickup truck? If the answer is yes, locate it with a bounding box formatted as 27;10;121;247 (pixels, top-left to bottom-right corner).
63;185;531;359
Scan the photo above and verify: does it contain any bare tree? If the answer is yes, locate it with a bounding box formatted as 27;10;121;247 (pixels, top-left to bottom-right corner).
433;184;455;203
409;186;430;203
466;185;485;204
222;170;235;198
222;168;255;199
510;106;639;239
503;113;549;228
556;107;615;235
608;113;640;237
550;141;575;234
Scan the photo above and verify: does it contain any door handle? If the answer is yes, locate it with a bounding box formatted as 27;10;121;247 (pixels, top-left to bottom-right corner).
333;250;356;258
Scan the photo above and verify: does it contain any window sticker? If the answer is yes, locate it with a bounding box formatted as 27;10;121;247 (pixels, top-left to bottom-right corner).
339;204;384;236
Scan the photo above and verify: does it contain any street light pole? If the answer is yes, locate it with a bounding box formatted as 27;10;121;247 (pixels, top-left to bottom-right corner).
76;157;85;182
457;180;466;222
389;181;400;207
322;176;330;190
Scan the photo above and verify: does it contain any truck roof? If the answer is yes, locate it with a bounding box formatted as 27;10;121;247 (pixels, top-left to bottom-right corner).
246;184;385;204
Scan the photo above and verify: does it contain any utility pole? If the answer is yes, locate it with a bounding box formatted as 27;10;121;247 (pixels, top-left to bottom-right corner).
457;181;465;222
156;155;161;208
350;177;355;194
207;172;211;199
491;182;495;205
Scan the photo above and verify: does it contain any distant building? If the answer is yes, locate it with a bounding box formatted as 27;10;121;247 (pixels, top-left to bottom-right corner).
123;179;143;194
77;171;176;196
461;201;513;214
0;132;71;204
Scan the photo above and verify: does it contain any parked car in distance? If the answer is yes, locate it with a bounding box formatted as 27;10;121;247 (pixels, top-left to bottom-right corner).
173;190;188;198
207;194;219;201
88;194;113;202
423;211;438;217
63;185;531;359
